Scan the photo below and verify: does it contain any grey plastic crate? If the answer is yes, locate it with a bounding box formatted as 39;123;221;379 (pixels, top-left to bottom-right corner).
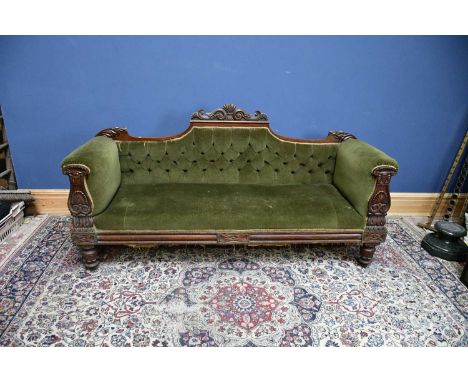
0;201;25;241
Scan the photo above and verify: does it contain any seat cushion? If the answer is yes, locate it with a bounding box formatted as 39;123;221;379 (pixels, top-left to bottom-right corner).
93;183;366;231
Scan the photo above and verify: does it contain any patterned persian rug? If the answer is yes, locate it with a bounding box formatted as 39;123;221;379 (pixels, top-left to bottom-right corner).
0;216;466;347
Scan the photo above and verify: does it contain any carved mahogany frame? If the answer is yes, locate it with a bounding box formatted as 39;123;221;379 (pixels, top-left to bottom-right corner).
359;166;397;265
62;165;99;268
64;104;396;269
95;103;339;144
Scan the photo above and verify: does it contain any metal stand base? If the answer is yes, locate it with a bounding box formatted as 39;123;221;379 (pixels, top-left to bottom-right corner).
421;221;468;262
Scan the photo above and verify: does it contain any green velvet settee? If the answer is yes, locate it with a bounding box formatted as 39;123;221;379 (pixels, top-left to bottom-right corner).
62;104;398;269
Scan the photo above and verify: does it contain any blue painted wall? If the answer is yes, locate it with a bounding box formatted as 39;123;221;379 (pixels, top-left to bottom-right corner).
0;36;467;191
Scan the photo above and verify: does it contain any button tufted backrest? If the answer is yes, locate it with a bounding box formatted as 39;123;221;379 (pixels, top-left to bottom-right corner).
117;127;339;185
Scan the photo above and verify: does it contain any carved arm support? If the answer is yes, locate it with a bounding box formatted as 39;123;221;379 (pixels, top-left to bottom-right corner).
61;136;122;246
62;165;96;246
362;166;398;243
332;138;398;244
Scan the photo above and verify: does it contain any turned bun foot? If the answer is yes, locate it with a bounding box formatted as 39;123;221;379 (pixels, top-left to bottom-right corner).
358;244;377;267
80;245;99;269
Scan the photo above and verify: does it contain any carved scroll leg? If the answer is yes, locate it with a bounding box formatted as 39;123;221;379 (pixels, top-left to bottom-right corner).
80;245;99;269
358;244;377;267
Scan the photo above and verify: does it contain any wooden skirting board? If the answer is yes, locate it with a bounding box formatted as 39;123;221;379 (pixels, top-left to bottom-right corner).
25;189;467;217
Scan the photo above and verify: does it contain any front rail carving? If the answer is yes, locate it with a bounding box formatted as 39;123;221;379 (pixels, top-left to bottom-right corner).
217;232;250;244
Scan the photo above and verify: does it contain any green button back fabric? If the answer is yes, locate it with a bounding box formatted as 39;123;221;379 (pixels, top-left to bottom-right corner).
117;127;339;185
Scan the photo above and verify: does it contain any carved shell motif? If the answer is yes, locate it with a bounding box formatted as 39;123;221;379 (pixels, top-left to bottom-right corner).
191;104;268;121
69;191;92;216
369;190;390;215
328;131;357;142
63;166;93;217
95;127;128;138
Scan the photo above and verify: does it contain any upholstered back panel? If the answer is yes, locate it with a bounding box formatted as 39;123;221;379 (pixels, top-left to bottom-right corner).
117;127;339;185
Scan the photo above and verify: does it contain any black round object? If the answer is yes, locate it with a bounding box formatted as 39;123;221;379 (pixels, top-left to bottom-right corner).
434;220;467;239
0;202;11;221
421;221;468;262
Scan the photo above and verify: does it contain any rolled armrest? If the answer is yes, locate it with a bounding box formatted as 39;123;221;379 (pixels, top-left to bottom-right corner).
333;139;398;218
61;136;121;216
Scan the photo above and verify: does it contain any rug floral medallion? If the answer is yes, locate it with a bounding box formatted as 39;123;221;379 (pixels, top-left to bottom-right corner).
0;216;466;347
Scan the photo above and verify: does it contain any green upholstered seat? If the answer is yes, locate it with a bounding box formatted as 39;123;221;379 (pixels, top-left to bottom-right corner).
62;126;398;234
93;183;366;231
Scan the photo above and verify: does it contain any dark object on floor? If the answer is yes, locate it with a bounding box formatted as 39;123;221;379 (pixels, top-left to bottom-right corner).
421;220;468;262
461;261;468;287
460;260;468;288
0;201;10;220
